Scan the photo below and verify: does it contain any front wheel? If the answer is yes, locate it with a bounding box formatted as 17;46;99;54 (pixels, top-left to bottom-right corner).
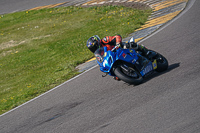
113;65;143;85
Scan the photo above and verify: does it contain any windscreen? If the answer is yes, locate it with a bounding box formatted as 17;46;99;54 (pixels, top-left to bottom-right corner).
94;47;105;63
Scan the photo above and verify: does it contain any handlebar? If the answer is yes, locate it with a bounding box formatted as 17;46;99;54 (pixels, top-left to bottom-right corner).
111;44;121;52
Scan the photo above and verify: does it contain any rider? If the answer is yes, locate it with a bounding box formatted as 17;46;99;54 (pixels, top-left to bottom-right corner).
86;35;151;57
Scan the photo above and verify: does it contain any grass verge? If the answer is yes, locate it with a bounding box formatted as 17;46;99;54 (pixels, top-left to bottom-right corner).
0;5;151;115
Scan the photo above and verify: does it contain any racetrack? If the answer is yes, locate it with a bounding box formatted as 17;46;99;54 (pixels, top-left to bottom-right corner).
1;0;200;133
0;0;73;14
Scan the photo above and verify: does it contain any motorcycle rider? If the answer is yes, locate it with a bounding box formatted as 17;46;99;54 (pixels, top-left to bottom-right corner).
86;35;152;80
86;35;151;57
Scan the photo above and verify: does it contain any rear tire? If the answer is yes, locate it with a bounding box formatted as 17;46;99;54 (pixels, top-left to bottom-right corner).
155;53;168;72
113;66;143;85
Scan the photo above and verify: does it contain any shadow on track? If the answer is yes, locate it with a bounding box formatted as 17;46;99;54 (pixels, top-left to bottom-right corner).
121;63;180;86
113;63;180;86
142;62;180;84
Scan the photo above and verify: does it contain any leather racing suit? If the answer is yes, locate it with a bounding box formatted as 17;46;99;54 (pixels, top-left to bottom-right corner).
100;35;149;56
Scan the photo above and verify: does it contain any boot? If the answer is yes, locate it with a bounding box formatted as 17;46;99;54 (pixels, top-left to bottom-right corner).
138;44;150;57
113;76;121;81
138;44;157;59
122;42;152;58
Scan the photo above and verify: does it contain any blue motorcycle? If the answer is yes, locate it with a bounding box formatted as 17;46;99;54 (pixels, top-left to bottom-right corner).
94;37;168;85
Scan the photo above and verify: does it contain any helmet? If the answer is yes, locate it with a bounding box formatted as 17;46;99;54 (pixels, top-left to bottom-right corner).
86;35;100;53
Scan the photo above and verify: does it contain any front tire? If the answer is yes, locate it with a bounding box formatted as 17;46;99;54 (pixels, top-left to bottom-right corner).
113;66;143;85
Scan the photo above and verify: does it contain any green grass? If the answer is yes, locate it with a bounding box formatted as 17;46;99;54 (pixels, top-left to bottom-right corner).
0;5;151;114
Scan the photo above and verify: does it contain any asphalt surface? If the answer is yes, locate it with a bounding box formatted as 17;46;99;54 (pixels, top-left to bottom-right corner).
1;0;200;133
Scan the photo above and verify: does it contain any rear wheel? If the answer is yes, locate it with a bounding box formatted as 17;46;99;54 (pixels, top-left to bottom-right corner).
155;53;168;72
113;64;143;85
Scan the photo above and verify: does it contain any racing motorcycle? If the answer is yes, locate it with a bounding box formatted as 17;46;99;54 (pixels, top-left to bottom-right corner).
94;37;168;85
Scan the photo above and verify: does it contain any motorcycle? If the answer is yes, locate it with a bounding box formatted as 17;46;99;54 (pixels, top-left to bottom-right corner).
94;37;168;85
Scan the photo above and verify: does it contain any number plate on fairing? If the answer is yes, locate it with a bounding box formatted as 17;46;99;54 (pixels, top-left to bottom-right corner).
152;60;157;70
140;60;157;76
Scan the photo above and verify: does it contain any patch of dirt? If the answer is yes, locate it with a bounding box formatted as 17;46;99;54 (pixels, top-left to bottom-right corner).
0;35;51;50
0;40;19;50
82;1;151;10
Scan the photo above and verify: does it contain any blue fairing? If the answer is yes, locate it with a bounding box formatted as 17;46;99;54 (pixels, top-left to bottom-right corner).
94;47;139;76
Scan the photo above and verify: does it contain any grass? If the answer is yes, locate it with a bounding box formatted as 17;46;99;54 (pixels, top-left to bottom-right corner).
0;5;151;115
